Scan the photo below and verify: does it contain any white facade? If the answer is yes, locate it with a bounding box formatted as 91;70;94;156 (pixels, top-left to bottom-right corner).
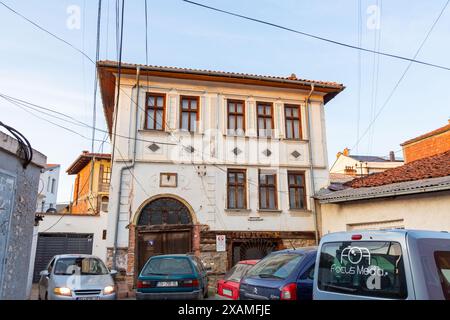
36;164;60;212
330;154;403;177
105;73;338;249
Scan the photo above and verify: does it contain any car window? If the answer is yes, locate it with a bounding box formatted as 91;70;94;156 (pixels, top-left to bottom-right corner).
224;263;254;282
191;257;203;273
318;241;407;299
300;264;315;280
48;258;55;273
246;253;304;280
54;257;109;275
434;251;450;300
142;257;193;275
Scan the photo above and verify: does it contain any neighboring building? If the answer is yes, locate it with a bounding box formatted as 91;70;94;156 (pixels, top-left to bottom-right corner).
330;147;404;177
97;61;344;295
31;152;111;283
317;150;450;234
401;120;450;163
0;129;46;300
66;151;111;214
36;163;60;212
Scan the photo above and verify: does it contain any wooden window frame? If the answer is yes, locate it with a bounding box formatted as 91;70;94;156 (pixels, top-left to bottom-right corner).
284;104;303;140
227;169;247;209
145;92;166;131
179;95;200;133
256;102;274;137
287;171;307;210
258;170;278;210
227;99;246;135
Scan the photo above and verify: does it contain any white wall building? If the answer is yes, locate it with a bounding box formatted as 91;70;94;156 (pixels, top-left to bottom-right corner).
36;164;60;212
97;61;344;294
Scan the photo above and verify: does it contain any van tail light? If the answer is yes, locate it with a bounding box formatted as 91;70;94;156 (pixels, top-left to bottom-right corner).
137;280;153;288
352;234;362;240
181;279;199;287
280;283;297;300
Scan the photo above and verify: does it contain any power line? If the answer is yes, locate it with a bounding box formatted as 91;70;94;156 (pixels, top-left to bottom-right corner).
352;0;450;150
182;0;450;72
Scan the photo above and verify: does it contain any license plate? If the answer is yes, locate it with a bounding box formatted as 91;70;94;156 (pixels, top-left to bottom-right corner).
222;289;233;297
157;281;178;287
76;296;100;300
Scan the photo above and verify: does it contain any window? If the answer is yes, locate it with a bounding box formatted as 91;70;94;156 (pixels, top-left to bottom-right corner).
180;96;199;132
102;166;111;184
284;104;302;139
145;93;165;130
259;171;277;210
47;177;51;192
41;201;45;212
288;172;306;210
227;170;247;209
434;251;450;300
142;257;193;275
54;257;109;275
227;99;245;135
51;178;56;194
257;102;274;137
224;263;254;282
101;196;109;212
247;253;304;279
317;241;407;299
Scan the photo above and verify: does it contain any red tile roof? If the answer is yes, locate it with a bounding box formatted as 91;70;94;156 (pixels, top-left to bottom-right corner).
66;152;111;175
401;121;450;146
46;163;60;168
344;150;450;188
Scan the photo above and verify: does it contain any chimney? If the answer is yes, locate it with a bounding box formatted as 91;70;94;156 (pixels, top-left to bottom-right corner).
82;150;89;154
389;151;395;162
343;148;350;157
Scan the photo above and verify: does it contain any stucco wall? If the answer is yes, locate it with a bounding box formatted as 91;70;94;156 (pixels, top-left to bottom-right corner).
318;191;450;235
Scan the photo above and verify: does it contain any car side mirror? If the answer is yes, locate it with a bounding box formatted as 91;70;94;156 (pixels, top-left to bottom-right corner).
40;270;49;277
110;269;118;277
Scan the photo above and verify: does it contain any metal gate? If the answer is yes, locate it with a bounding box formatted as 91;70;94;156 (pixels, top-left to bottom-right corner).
32;233;93;282
0;170;16;297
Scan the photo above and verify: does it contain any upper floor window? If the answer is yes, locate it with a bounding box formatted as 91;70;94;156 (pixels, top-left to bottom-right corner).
257;102;274;137
47;177;51;192
51;178;56;194
180;96;199;133
227;169;247;209
227;100;245;135
145;93;165;130
285;104;302;139
259;171;278;210
288;172;306;210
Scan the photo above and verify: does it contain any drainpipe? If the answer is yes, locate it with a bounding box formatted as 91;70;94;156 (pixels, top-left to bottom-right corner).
305;84;320;245
112;67;141;270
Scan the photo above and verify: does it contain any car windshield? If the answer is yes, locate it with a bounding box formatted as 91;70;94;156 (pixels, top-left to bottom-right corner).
54;257;109;275
142;257;193;275
246;253;304;280
318;241;407;299
224;263;254;282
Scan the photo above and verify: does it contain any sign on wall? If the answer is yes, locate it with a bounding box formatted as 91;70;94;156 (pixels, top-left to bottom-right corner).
216;235;226;252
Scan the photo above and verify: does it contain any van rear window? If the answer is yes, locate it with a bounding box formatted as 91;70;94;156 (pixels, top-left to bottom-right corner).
434;251;450;300
318;241;407;299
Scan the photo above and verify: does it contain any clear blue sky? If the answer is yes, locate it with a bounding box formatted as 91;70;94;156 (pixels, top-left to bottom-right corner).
1;0;449;202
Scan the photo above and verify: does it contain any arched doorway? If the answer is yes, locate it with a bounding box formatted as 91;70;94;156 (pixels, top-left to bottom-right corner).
135;197;194;273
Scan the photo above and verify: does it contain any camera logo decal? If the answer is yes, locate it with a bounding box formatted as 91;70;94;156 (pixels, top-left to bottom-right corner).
341;246;371;264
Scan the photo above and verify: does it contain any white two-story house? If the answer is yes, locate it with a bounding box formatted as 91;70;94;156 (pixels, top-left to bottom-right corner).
97;61;344;294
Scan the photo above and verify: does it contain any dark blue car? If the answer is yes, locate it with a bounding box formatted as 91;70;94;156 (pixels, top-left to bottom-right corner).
239;248;317;300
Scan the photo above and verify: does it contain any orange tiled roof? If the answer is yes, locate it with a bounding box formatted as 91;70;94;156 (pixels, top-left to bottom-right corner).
344;150;450;188
401;121;450;146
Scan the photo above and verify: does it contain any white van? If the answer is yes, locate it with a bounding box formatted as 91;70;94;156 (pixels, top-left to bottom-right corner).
313;230;450;300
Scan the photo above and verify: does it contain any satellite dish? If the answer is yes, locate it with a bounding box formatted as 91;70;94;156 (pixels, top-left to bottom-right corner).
46;208;57;213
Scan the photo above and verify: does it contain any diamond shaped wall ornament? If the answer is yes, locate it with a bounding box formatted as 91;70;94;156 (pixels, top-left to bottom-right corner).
263;149;272;157
232;147;242;156
291;150;301;158
148;143;160;152
184;145;195;153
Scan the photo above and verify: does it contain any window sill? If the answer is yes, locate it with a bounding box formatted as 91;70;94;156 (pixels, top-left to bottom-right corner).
257;209;282;213
225;208;252;213
288;209;312;214
282;138;309;143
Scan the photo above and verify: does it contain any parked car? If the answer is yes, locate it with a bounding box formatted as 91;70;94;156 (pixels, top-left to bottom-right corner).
136;254;210;300
216;260;259;300
239;248;317;300
38;254;117;300
313;229;450;300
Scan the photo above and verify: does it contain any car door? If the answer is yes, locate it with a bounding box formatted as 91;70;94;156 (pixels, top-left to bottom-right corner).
297;262;315;300
39;258;55;299
193;256;207;294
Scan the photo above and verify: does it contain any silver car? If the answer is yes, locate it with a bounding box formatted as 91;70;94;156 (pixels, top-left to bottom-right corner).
38;254;117;300
313;229;450;300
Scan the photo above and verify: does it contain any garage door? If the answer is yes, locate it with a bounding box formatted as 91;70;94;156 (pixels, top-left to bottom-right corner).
32;233;93;282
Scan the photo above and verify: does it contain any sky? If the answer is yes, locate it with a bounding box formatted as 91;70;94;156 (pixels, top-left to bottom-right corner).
1;0;449;203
